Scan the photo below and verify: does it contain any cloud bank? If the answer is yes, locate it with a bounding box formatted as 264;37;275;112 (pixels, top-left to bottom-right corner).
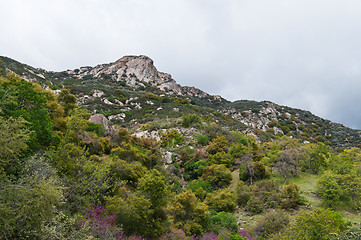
2;0;361;128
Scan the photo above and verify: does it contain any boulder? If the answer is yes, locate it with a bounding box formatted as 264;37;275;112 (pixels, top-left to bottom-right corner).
88;114;113;136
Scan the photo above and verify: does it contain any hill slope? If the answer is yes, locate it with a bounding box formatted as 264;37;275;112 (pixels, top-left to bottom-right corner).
1;55;360;148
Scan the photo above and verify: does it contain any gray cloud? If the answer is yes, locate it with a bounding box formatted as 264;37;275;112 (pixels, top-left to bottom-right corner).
2;0;361;128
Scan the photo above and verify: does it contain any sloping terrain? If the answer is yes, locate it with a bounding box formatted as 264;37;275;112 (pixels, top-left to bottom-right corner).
1;55;360;148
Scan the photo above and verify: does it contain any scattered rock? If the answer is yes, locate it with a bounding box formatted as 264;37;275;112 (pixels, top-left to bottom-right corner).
163;151;173;164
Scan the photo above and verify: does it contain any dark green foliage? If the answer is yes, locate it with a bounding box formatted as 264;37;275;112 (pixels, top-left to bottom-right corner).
0;75;57;148
186;179;213;196
184;160;208;181
86;122;104;136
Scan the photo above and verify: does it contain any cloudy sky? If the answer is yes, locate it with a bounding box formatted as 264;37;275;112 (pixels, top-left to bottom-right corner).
2;0;361;129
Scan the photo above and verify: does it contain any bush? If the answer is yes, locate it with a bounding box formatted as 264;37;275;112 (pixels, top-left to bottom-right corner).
276;208;347;240
253;210;289;238
182;114;202;128
207;151;234;168
197;134;209;146
281;183;301;209
235;181;251;207
245;198;264;214
205;189;236;212
207;211;238;234
184;160;208;181
206;136;228;154
202;164;232;189
161;129;184;148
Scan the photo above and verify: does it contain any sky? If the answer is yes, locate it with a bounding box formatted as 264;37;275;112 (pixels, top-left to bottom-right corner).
2;0;361;129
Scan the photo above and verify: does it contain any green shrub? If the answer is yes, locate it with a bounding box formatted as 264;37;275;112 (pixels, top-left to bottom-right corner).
197;134;209;146
207;211;238;234
246;198;263;214
205;189;236;212
86;122;104;136
182;114;202;128
202;164;232;189
254;210;289;237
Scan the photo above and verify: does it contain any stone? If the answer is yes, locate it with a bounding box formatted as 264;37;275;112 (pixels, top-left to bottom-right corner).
163;151;173;164
88;114;113;136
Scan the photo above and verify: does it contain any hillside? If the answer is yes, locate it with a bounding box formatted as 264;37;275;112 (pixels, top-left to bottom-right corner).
1;55;360;149
1;55;361;239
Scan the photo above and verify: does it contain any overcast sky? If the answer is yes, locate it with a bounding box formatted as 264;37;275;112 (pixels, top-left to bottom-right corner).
2;0;361;129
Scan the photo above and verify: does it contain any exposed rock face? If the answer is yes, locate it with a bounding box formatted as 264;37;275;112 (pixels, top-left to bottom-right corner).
68;55;183;95
88;114;113;136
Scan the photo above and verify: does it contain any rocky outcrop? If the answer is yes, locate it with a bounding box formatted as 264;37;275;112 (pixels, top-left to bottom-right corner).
68;55;183;95
88;114;113;136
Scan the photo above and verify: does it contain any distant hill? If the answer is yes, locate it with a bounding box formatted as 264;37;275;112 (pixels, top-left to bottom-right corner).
1;55;360;148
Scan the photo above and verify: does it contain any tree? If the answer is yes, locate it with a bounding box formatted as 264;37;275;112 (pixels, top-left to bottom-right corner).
137;169;169;210
205;189;236;212
169;190;209;236
275;208;347;240
308;143;329;173
202;164;232;189
207;151;234;167
57;88;77;116
0;155;62;239
206;136;228;155
275;148;300;184
0;76;57;148
239;154;270;184
0;116;31;172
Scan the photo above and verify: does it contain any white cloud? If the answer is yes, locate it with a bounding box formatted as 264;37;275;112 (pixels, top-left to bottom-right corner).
2;0;361;128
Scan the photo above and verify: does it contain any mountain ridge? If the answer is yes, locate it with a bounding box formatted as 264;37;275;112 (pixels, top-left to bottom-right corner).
1;55;360;148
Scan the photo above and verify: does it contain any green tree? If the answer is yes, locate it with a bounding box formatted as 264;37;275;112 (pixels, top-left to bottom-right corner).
169;190;209;236
275;208;347;240
205;189;236;212
207;151;234;167
308;143;329;173
202;164;232;189
57;88;77;116
0;116;31;172
0;76;57;148
0;156;62;239
206;136;228;154
137;169;169;209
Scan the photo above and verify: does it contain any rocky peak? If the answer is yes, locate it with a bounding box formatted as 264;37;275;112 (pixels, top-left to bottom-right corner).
69;55;183;95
